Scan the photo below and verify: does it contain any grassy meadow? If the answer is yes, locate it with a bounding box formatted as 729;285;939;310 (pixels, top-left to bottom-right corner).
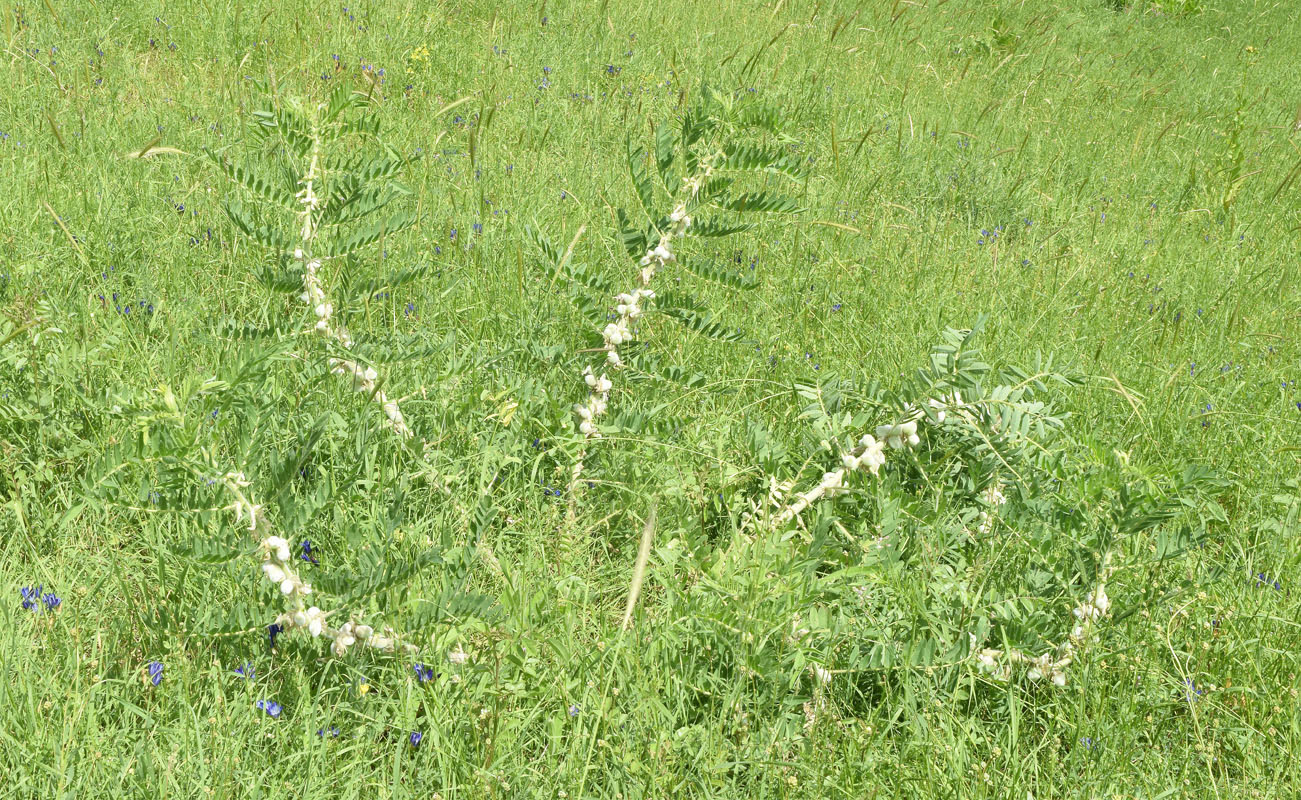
1;0;1299;797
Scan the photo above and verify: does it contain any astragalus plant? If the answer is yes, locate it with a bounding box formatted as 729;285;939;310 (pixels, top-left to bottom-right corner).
529;87;805;497
650;318;1227;713
89;87;491;660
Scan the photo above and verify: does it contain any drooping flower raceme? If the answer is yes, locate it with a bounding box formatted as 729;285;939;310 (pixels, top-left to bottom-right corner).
568;157;713;490
293;112;411;440
973;552;1117;687
219;470;418;659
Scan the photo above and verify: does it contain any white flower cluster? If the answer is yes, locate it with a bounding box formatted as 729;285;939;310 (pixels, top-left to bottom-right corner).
975;481;1007;536
290;119;410;440
766;433;892;528
260;535;313;600
220;470;417;658
875;420;920;450
300;253;342;339
575;366;613;438
329;357;413;438
223;471;264;532
973;554;1116;687
599;287;655;371
841;433;888;475
566;157;719;494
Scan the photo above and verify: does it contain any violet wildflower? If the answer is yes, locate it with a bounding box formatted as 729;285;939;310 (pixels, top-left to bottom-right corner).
20;585;42;611
409;731;423;747
299;539;319;565
148;661;164;686
255;699;282;718
413;663;435;682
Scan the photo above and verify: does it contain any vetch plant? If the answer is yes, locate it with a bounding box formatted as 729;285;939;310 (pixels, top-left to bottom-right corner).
529;87;805;493
657;318;1228;708
206;85;422;439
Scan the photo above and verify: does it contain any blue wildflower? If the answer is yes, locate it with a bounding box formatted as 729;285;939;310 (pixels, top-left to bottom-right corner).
268;623;284;649
299;540;318;565
1255;573;1282;591
568;704;580;717
42;591;60;611
20;585;42;611
148;661;164;686
413;663;435;683
409;731;423;747
255;699;282;718
234;662;255;680
317;726;341;738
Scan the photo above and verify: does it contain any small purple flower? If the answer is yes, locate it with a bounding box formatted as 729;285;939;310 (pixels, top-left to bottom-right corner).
1255;573;1282;591
20;585;42;611
409;731;423;747
42;592;60;611
317;726;341;738
256;699;282;718
299;540;318;565
1182;679;1203;703
148;661;164;686
413;663;435;682
831;303;842;312
234;662;255;680
268;623;284;649
568;704;580;717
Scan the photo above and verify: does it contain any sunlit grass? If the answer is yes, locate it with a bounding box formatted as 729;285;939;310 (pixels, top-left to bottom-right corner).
1;0;1298;796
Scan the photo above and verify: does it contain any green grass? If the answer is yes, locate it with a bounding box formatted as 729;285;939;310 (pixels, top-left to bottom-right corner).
2;0;1299;797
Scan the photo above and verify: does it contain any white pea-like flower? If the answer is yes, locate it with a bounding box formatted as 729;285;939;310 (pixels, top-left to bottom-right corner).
1093;586;1110;616
448;645;469;665
305;607;325;637
262;563;286;584
856;434;887;474
264;536;291;562
579;420;596;436
876;420;920;450
280;578;296;596
607;350;622;368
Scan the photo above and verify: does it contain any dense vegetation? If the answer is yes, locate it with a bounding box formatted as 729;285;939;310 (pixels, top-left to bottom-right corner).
1;1;1298;796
